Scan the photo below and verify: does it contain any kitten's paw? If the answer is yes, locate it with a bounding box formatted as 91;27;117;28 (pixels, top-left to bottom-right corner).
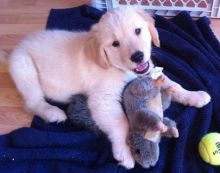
162;117;179;138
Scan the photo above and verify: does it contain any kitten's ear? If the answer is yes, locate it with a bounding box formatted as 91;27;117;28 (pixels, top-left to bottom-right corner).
135;9;160;47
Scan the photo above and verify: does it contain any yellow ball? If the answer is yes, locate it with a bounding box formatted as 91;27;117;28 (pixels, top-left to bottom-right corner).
199;132;220;165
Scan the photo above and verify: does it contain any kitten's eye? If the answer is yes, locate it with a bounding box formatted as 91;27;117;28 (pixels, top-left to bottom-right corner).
112;41;120;47
135;28;141;35
135;149;140;155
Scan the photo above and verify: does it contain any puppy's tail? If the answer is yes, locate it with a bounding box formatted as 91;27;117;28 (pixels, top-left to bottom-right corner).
0;49;8;64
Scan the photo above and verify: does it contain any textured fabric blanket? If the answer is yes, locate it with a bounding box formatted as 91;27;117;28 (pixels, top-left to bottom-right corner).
0;5;220;173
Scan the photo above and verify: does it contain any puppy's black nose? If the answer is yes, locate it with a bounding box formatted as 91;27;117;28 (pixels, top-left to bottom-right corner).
131;51;144;63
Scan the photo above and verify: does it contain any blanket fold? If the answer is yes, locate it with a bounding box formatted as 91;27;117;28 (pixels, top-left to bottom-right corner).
0;5;219;173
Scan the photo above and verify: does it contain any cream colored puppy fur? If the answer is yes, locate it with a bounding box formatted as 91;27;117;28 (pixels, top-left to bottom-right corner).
3;7;210;169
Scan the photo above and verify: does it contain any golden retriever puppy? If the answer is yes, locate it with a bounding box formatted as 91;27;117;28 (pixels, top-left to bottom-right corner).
3;7;210;169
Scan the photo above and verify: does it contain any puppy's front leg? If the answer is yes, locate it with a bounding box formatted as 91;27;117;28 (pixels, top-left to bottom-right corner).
155;75;211;108
87;95;135;169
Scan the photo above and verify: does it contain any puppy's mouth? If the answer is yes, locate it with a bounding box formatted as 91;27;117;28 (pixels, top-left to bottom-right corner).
133;61;149;74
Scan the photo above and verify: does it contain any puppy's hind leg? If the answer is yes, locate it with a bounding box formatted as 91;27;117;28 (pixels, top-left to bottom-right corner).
9;50;66;122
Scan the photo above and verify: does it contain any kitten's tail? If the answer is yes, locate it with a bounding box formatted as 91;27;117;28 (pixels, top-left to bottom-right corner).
0;49;8;64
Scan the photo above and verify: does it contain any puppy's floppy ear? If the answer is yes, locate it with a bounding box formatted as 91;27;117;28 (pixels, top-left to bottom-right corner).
85;24;110;69
148;22;160;47
136;9;160;47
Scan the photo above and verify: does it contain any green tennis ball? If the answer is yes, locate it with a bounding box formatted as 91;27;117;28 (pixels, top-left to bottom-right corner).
199;132;220;165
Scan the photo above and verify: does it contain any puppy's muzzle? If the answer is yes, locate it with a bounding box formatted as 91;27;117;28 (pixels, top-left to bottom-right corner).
131;51;144;63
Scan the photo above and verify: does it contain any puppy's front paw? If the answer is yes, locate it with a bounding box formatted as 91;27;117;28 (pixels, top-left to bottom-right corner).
172;89;211;108
192;91;211;108
113;143;135;169
45;106;67;123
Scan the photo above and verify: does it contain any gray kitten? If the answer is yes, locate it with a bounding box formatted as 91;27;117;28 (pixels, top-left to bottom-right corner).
123;75;178;168
123;75;177;140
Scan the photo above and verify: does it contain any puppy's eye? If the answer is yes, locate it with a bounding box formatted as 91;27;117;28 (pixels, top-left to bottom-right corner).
135;28;141;35
112;41;120;47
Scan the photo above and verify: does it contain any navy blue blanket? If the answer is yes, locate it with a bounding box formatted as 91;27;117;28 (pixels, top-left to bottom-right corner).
0;5;220;173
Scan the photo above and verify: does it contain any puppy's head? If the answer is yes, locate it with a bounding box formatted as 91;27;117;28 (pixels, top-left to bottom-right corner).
88;7;160;74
